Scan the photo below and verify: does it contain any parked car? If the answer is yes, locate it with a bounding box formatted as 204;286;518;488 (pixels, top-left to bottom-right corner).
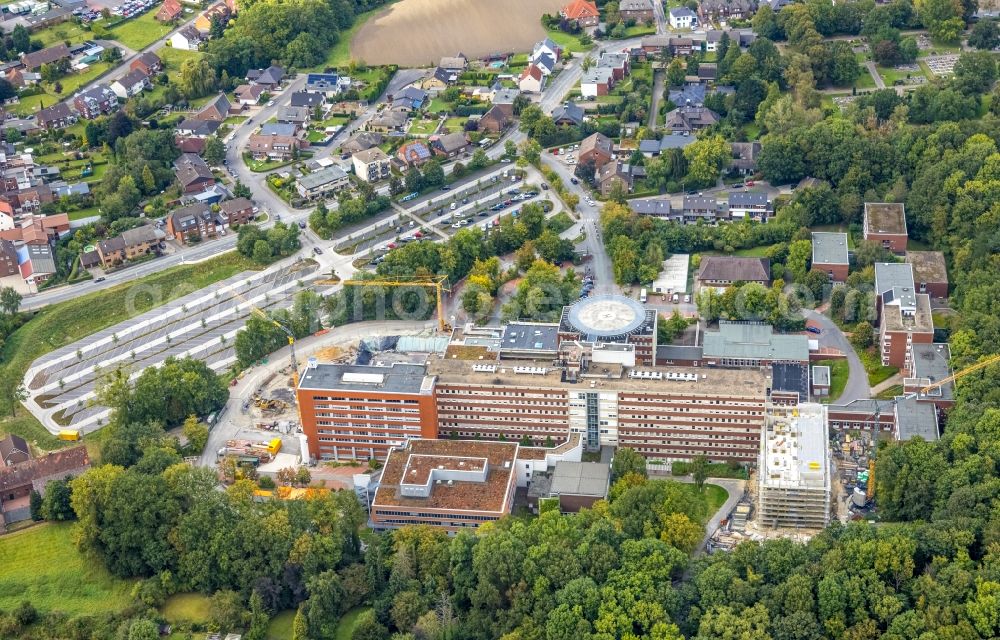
298;221;306;229
313;246;323;254
806;326;822;334
94;277;106;283
570;177;579;185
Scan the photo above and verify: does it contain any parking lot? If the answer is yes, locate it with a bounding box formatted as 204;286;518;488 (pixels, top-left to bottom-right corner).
25;262;319;432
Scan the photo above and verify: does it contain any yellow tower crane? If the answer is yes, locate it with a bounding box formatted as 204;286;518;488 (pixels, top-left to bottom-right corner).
341;275;453;333
867;352;1000;501
231;289;300;386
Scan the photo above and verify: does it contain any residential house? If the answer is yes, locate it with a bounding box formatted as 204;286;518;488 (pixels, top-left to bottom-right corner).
598;52;630;81
630;198;673;218
682;195;728;223
194;93;232;122
175;117;222;137
578;132;614;168
728;192;772;222
619;0;655;22
0;435;29;466
0;239;21;291
195;2;231;33
0;203;13;232
170;26;204;51
552;102;585;126
396;141;433;167
72;85;118;119
156;0;182;22
110;68;150;99
638;134;694;156
260;122;298;137
296;166;350;199
175;136;206;154
561;0;600;27
96;224;158;267
669;82;706;106
864;202;908;253
130;52;162;76
669;37;695;56
35;102;76;129
290;91;326;111
306;73;348;94
533;51;557;76
0;446;90;529
478;104;509;133
906;251;948;299
492;87;520;111
218;197;255;228
698;0;755;21
17;243;56;288
664;105;719;133
811;232;849;282
342;131;384;155
174;154;216;193
276;106;310;126
352;148;392;183
247;134;302;161
519;64;546;93
431;132;470;159
367;108;408;133
697;63;718;81
246;65;284;88
730;141;761;175
581;66;614;97
669;6;698;28
0;213;68;244
532;38;562;64
422;67;457;92
6;68;40;88
391;86;427;111
234;83;266;106
440;54;468;72
595;160;634;197
640;34;672;54
21;43;70;71
167;203;216;243
697;256;770;287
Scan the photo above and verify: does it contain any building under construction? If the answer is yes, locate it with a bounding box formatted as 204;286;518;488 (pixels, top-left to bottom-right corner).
757;403;831;529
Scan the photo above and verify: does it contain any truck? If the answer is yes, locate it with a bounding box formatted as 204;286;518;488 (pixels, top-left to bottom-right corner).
217;438;282;462
58;430;81;441
639;288;647;303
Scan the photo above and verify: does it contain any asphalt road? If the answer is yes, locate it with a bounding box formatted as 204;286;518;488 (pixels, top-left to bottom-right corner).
802;308;868;403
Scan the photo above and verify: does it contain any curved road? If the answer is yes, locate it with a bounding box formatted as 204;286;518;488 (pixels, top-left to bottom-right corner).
802;308;868;403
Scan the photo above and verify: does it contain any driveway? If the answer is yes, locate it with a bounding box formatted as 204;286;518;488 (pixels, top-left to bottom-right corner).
655;472;747;555
648;69;664;130
802;308;868;403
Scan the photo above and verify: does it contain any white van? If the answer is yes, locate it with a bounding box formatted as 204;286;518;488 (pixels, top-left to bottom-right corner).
639;288;647;303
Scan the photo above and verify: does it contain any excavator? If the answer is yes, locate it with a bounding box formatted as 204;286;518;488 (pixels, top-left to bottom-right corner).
866;352;1000;501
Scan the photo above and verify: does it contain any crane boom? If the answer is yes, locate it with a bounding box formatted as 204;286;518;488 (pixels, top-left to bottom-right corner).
342;276;452;333
232;289;300;387
918;352;1000;395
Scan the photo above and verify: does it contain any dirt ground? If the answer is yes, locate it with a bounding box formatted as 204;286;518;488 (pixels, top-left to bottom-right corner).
350;0;566;66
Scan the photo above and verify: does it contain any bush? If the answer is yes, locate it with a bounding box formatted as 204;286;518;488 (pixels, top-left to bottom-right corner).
671;461;747;479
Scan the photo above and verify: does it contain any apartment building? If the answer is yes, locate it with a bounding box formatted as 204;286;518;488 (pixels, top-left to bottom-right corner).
874;262;933;367
296;362;438;461
811;232;849;282
371;439;518;533
863;202;908;253
351;147;392;183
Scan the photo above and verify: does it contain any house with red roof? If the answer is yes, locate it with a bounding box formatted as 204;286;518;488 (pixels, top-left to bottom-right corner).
518;64;545;93
561;0;600;26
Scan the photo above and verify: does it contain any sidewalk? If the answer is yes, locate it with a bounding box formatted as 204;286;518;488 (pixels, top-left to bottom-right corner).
869;373;903;396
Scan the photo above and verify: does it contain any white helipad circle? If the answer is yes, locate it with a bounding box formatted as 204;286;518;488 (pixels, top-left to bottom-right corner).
567;295;647;337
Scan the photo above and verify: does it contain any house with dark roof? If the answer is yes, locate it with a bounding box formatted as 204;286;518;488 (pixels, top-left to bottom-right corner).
194;93;233;122
97;224;159;267
218;197;255;227
478;104;509;133
170;25;204;51
367;108;408;133
234;83;266;106
247;134;303;161
698;0;755;21
260;122;297;137
680;195;728;223
167;203;216;243
619;0;654;22
307;72;346;94
730;141;761;175
0;435;29;467
111;68;150;99
392;86;427;110
552;102;585;127
595;160;635;196
277;105;310;125
697;256;770;287
246;65;284;88
17;243;56;288
352;147;392;183
431;132;470;158
396;141;433;167
630;198;674;218
21;43;70;71
638;134;694;156
341;131;384;154
422;67;457;92
664;105;719;133
578;132;614;168
697;63;718;81
296;166;350;199
728;191;772;222
174;154;216;193
290;91;326;110
669;82;706;107
36;102;76;129
130;52;162;76
0;446;90;529
72;85;118;119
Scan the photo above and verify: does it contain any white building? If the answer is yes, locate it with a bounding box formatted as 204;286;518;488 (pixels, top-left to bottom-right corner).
669;6;697;29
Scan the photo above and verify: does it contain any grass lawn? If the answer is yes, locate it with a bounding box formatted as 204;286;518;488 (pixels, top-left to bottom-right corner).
67;205;101;221
858;348;899;386
319;115;351;128
877;65;925;86
817;358;850;402
0;523;135;616
876;384;904;400
622;24;656;37
442;116;467;132
734;243;775;257
917;43;963;57
545;28;590;54
158;46;204;77
0;252;260;450
854;68;877;91
242;152;294;173
110;8;173;49
407;119;438;135
267;610;297;640
307;130;331;143
31;21;90;47
224;116;248;125
335;607;370;640
703;483;729;515
161;593;212;625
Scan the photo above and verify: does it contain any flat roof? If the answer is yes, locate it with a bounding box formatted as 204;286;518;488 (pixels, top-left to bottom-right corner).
550;461;610;498
703;322;810;362
562;295;654;338
874;262;914;296
427;355;769;396
812;365;830;386
812;232;849;266
895;396;939;441
865;202;907;235
500;322;559;353
517;432;581;460
771;362;809;400
374;439;517;512
882;292;933;334
906;251;947;285
761;403;829;490
906;343;953;402
298;362;433;394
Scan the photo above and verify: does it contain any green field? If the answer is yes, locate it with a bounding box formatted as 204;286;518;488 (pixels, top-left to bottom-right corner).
0;252;261;449
30;21;90;47
161;592;212;625
110;8;174;50
408;119;438;135
545;27;591;54
335;607;371;640
267;610;296;640
704;483;729;515
817;358;850;402
0;523;135;616
9;62;111;117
